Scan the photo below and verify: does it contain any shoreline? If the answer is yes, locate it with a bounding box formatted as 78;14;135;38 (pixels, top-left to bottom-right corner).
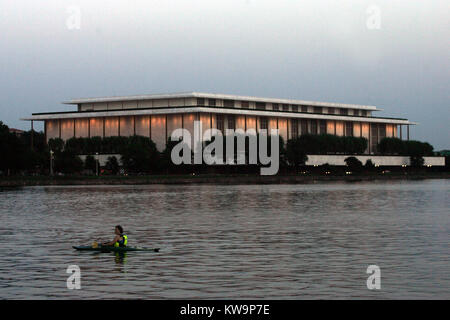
1;172;449;187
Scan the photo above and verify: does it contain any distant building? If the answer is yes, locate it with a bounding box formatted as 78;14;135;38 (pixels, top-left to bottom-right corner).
22;92;415;154
9;128;25;136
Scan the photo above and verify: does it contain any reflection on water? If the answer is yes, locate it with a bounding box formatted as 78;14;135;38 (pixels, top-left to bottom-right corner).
114;252;127;265
0;180;449;299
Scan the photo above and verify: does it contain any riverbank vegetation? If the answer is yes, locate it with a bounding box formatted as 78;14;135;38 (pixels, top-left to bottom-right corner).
0;121;447;177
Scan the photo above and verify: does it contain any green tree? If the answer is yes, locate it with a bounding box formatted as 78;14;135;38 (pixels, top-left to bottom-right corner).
345;156;363;171
365;159;375;169
285;138;308;167
0;121;27;175
161;137;185;172
48;138;64;153
378;137;404;155
410;156;425;167
54;150;83;174
105;156;120;175
84;155;97;173
120;136;160;174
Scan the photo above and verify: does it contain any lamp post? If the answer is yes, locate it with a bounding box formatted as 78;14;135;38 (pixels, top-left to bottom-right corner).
96;152;99;176
50;150;54;176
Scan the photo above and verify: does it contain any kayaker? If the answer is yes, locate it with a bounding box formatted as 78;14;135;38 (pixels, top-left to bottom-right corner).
102;225;128;247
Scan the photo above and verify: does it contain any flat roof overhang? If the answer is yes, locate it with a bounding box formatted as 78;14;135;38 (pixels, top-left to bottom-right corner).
62;92;379;111
22;107;416;125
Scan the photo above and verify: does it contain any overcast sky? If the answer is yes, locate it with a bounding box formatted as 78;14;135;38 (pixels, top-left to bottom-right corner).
0;0;448;149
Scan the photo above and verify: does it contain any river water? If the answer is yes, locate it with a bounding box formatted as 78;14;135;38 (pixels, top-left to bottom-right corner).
0;179;448;299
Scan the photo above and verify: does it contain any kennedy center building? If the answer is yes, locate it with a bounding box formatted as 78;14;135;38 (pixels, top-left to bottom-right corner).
23;92;415;153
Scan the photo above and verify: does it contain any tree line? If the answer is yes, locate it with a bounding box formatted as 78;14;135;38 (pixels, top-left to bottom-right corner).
0;120;440;176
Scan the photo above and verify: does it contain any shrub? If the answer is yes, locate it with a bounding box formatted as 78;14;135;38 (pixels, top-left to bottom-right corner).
105;156;120;175
345;156;363;171
378;138;433;156
410;155;425;167
120;136;160;174
84;155;97;172
285;139;308;167
365;159;375;168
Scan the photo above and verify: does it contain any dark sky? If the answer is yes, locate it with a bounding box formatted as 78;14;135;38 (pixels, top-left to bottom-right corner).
1;0;448;149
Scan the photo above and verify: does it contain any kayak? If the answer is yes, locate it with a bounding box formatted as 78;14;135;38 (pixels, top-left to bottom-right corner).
73;246;160;253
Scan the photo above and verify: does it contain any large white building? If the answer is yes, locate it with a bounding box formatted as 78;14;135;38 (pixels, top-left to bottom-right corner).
22;92;415;153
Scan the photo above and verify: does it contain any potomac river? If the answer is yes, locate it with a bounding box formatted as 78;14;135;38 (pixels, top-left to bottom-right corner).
0;179;449;299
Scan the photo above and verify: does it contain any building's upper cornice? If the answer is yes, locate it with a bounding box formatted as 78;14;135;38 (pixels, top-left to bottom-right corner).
22;106;415;125
63;92;379;111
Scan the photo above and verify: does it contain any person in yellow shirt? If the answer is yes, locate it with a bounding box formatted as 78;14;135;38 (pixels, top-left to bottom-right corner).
102;225;128;247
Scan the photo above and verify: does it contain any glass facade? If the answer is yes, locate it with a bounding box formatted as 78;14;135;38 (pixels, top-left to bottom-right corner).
291;119;298;138
75;118;89;138
300;119;308;135
104;117;119;137
310;120;318;135
319;120;327;135
135;116;150;137
260;117;268;130
216;114;224;132
90;118;103;138
119;116;134;137
345;122;353;137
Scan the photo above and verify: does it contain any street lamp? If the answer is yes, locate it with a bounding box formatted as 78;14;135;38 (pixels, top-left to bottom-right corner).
96;152;99;176
49;150;54;176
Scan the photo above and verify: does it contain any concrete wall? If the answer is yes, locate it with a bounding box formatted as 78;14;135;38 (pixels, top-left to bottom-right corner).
79;154;445;168
79;154;121;167
306;155;445;166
